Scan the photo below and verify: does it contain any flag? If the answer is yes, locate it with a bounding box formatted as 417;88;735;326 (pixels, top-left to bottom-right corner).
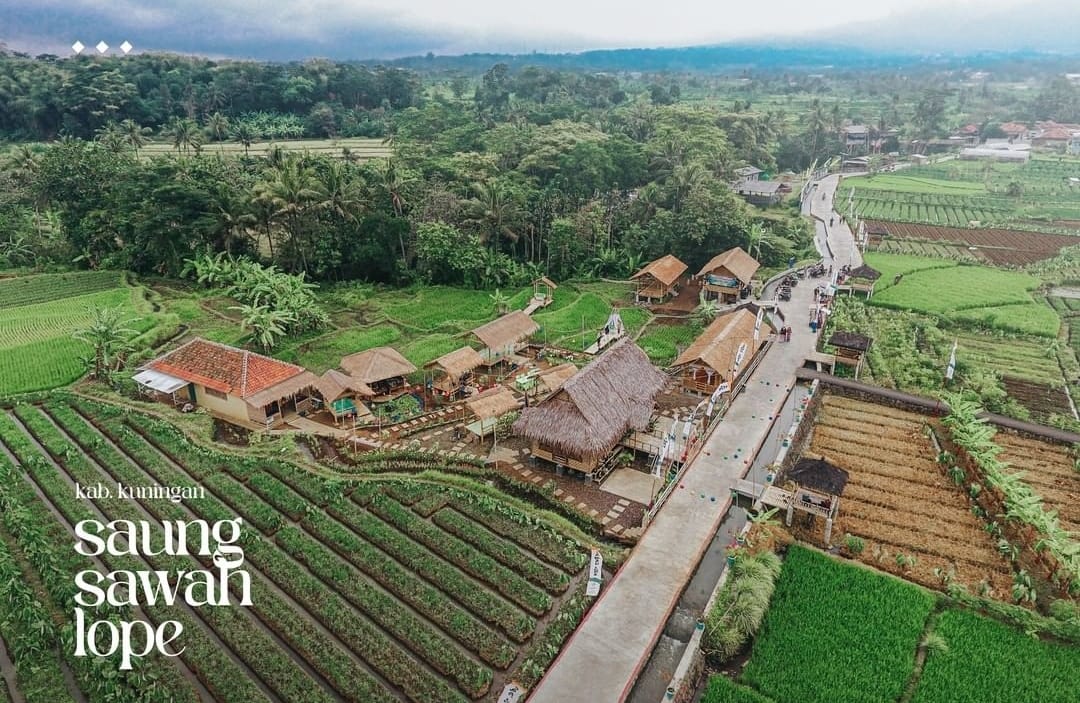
754;306;764;341
945;340;957;381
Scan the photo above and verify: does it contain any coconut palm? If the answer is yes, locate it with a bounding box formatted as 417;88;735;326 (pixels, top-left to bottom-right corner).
166;117;202;155
465;180;521;251
253;156;321;270
206;112;231;148
231;122;255;156
313;161;367;223
120;119;151;156
94;122;126;152
73;306;140;380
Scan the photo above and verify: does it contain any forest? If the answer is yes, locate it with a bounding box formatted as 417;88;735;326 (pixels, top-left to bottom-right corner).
3;50;1080;288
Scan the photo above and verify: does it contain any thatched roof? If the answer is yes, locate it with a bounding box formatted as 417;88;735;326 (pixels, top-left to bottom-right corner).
789;458;849;495
466;387;520;420
673;308;769;374
426;346;484;382
847;264;881;281
513;339;666;458
534;276;558;290
315;369;373;402
536;363;577;394
828;331;873;352
631;254;688;287
697;247;760;284
245;370;320;408
340;347;417;383
472;311;539;350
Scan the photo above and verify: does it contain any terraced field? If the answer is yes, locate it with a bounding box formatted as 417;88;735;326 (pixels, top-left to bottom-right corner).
994;433;1080;536
0;395;597;702
805;395;1015;597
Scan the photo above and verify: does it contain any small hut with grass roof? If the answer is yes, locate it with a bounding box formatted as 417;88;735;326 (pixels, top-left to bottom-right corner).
513;338;666;477
340;347;417;400
425;346;485;399
631;254;688;303
471;311;539;366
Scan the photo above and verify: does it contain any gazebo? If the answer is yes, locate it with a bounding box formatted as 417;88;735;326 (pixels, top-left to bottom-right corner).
524;277;558;314
464;386;520;442
784;457;849;545
845;264;881;298
697;247;760;303
631;254;688;303
827;331;873;379
425;346;484;400
314;369;374;424
339;347;417;400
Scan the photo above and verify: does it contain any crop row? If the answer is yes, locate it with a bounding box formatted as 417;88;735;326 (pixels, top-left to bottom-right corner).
62;400;482;701
0;270;123;310
16;402;382;703
0;409;268;703
368;494;552;616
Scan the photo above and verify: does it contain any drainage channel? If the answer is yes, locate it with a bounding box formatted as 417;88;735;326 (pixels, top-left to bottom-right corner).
626;382;811;703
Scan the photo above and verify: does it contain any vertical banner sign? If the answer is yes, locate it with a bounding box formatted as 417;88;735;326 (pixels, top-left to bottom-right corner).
945;340;957;381
734;342;748;368
586;549;604;597
498;682;524;703
716;381;731;395
754;306;764;341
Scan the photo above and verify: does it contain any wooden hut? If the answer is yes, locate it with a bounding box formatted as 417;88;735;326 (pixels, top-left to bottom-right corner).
535;363;577;396
513;339;666;478
314;369;374;424
464;387;520;441
425;346;484;399
339;347;417;400
845;264;881;298
471;311;539;365
672;307;772;394
827;331;872;379
524;277;558;314
784;457;849;544
697;247;760;303
631;254;688;303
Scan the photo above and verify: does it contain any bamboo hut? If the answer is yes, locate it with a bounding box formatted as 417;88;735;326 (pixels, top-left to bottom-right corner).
314;369;374;423
425;346;485;399
340;347;417;400
464;386;521;441
697;247;760;303
631;254;688;303
524;276;558;314
471;311;539;366
672;307;772;394
827;331;872;379
844;264;881;298
513;339;666;476
535;363;577;396
784;457;849;544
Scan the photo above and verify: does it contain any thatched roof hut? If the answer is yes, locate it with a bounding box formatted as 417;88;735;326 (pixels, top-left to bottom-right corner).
828;331;872;353
472;311;539;361
315;369;373;402
674;307;769;375
426;346;484;384
340;347;417;384
847;265;881;281
632;254;688;287
535;363;577;395
466;386;520;420
245;370;321;409
697;247;760;284
513;339;666;469
788;458;849;496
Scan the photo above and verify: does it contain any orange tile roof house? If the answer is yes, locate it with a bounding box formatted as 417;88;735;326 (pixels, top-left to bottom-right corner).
136;337;319;427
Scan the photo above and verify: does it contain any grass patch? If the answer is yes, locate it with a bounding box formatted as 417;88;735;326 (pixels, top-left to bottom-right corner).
702;676;776;703
277;324;402;371
862;253;959;291
911;608;1080;703
740;546;934;703
399;334;469;369
871;265;1041;314
636;321;700;365
846;174;988;194
948;303;1060;338
532;292;613;345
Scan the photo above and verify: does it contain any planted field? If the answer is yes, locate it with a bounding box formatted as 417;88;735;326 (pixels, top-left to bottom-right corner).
866;220;1077;267
0;395;595;702
1000;378;1074;421
739;546;935;703
805;395;1015;596
138;137;392;161
0;273;161;395
994;433;1080;535
911;608;1080;703
636;320;701;365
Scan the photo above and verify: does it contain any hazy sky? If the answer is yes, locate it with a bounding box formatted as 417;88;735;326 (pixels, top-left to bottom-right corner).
0;0;1047;58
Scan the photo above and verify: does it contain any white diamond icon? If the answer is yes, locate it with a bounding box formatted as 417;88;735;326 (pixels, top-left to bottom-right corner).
71;41;85;54
120;41;133;54
96;41;109;54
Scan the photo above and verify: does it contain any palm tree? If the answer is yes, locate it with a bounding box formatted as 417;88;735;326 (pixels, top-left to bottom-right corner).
253;156;320;270
94;122;126;152
73;306;140;380
374;158;414;262
120;119;151;156
166;117;202;155
231;122;255;156
466;180;521;251
313;161;367;223
206;112;231;149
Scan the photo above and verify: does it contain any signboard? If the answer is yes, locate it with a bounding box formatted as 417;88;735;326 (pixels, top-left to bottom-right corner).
753;306;764;341
586;549;603;597
498;682;525;703
716;381;731;394
734;342;748;367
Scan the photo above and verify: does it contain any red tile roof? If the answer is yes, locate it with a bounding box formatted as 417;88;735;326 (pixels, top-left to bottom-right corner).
146;338;306;398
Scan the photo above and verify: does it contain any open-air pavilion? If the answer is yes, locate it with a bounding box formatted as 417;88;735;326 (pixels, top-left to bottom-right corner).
471;311;539;366
314;369;374;424
425;346;485;400
672;306;771;395
464;386;521;442
827;331;873;379
339;347;417;400
844;264;881;298
524;276;559;314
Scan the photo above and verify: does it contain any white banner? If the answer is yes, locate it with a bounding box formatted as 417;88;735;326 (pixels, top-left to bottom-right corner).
586;549;603;597
734;342;748;367
717;381;731;394
498;683;524;703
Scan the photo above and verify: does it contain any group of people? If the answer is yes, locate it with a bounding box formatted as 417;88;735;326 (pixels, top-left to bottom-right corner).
778;325;793;342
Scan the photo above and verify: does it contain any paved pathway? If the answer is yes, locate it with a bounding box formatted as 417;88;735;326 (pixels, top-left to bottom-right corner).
808;175;863;269
531;181;847;702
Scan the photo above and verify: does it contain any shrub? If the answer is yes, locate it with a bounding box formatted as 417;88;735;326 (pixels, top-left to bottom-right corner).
703;551;782;662
844;534;865;555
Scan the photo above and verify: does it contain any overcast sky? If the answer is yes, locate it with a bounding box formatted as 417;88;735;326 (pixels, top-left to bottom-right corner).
0;0;1052;58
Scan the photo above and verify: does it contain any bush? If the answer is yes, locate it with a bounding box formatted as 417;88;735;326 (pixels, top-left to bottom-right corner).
844;534;865;555
703;551;782;662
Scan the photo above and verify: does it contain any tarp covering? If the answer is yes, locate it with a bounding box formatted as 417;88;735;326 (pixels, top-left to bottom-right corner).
133;369;188;394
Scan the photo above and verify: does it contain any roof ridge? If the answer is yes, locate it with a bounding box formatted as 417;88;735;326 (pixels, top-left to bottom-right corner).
240;351;249;396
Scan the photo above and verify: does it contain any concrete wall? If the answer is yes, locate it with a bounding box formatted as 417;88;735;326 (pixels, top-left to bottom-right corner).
193;384;260;425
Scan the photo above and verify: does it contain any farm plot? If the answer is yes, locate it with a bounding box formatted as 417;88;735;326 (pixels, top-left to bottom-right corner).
739;545;935;703
0;395;596;702
636;320;701;365
994;433;1080;535
0;273;162;395
865;220;1077;267
803;394;1015;597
